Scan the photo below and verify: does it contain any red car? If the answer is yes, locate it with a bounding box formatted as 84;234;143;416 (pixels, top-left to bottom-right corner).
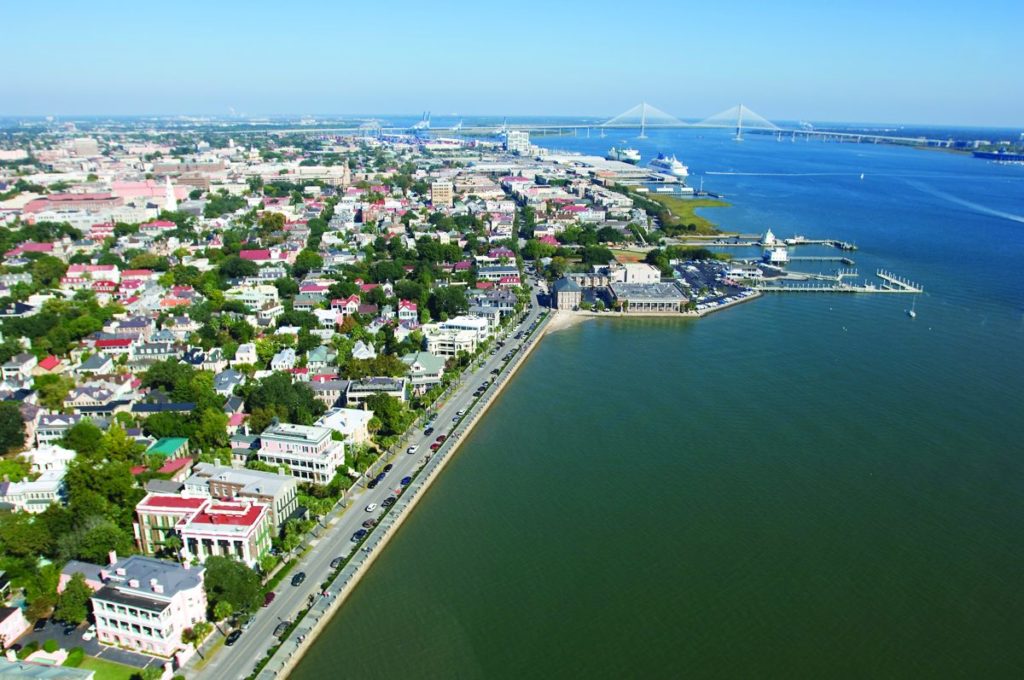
430;443;440;452
435;434;447;443
263;591;276;607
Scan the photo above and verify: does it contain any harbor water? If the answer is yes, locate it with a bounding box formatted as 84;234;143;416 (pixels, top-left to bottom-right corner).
291;127;1024;678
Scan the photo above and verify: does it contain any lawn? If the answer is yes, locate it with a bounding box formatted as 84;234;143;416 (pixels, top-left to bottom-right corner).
643;193;730;234
76;656;142;680
610;249;646;263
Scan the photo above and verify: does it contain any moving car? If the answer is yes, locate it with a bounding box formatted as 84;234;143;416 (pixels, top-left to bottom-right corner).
291;572;306;587
424;427;435;436
365;503;378;512
407;445;419;454
226;629;242;646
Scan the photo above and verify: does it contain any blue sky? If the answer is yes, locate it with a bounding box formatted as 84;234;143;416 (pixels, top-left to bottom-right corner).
4;0;1023;126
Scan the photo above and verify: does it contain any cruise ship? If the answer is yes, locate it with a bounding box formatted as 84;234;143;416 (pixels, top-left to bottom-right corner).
605;146;641;164
650;153;689;178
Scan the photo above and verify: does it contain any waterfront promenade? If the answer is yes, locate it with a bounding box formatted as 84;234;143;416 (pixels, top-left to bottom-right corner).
195;289;549;680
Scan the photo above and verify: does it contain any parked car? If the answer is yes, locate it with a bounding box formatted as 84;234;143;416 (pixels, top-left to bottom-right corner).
351;529;368;542
273;621;291;638
383;464;393;473
424;427;435;436
32;619;47;632
367;478;379;489
362;518;378;528
291;572;306;587
330;557;343;569
429;443;440;452
436;434;447;443
401;476;412;486
263;591;276;607
382;497;396;508
226;629;242;646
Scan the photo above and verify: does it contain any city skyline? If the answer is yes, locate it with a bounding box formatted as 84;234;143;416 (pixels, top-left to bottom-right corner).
5;0;1023;126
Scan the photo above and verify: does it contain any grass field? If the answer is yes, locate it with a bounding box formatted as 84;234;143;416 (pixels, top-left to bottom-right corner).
76;656;141;680
609;249;646;263
643;193;730;234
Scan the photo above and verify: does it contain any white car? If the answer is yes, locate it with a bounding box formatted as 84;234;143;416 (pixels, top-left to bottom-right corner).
82;625;96;641
365;503;378;512
407;445;419;454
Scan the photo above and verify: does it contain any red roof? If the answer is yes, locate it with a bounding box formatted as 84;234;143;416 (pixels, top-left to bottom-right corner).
227;413;247;427
38;355;61;371
475;281;495;289
239;249;271;261
158;457;193;474
95;338;133;348
189;501;266;528
141;220;176;228
122;269;154;277
139;494;205;510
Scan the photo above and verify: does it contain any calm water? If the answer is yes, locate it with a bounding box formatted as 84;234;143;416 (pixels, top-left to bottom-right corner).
293;130;1024;678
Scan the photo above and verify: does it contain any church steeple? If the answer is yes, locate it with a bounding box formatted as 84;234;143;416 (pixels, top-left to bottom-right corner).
164;176;177;213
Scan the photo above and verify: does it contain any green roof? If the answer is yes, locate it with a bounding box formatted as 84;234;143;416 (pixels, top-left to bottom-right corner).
147;437;189;457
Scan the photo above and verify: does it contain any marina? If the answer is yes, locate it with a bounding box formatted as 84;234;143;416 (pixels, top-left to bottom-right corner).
753;269;923;293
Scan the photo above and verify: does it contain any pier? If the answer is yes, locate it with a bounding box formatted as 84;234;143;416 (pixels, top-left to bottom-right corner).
754;269;922;294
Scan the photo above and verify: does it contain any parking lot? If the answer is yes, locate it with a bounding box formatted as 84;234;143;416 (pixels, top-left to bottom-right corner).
15;618;157;670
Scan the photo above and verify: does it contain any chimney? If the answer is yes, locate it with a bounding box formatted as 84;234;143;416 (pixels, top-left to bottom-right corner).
108;550;118;566
128;579;140;588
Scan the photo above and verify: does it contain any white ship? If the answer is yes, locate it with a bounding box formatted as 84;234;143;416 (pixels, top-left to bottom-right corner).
606;146;641;164
650;153;688;178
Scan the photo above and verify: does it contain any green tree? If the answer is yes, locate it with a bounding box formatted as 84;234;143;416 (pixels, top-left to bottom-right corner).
363;394;412;437
33;374;75;411
54;573;92;624
204;556;262;614
60;419;104;457
30;255;68;288
292;249;323;278
0;402;26;454
427;286;468;321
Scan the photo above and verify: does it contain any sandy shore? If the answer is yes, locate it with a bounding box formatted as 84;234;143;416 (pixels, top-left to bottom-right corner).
545;310;596;334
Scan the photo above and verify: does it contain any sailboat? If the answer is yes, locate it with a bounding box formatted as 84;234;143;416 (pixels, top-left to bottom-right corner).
859;173;865;180
907;297;917;318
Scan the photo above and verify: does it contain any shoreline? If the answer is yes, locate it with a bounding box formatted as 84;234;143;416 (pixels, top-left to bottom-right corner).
259;311;552;679
544;290;762;329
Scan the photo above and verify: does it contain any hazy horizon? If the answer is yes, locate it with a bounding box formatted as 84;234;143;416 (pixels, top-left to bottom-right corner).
4;0;1022;128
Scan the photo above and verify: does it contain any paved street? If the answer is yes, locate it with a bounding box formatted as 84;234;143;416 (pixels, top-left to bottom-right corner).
196;283;546;680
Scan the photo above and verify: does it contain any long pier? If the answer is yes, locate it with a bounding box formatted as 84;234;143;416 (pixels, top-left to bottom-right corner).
754;269;922;294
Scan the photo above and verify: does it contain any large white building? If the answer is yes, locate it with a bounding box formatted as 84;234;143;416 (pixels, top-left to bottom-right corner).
505;130;531;155
257;422;345;484
623;263;662;284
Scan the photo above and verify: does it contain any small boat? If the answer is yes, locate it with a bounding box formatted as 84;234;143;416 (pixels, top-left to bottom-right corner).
859;173;865;180
907;298;917;318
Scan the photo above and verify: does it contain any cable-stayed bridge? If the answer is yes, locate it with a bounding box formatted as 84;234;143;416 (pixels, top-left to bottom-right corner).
264;102;955;146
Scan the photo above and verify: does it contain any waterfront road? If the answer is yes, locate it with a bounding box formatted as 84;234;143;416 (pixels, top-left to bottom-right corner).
197;284;547;680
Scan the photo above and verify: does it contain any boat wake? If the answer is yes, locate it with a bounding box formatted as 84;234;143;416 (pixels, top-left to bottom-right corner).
705;171;855;177
904;180;1024;224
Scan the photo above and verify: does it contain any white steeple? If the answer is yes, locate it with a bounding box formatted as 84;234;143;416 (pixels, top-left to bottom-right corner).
763;228;776;246
163;176;177;213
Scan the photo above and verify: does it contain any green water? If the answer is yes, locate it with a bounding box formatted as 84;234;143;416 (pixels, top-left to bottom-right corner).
292;133;1024;678
292;300;1021;678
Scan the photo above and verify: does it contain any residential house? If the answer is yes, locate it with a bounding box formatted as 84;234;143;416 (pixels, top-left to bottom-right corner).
91;554;207;659
256;422;345;485
401;351;446;396
315;408;373;445
345;377;408;407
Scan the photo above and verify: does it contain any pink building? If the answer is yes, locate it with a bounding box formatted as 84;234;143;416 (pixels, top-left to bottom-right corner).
0;607;30;649
91;554;206;660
